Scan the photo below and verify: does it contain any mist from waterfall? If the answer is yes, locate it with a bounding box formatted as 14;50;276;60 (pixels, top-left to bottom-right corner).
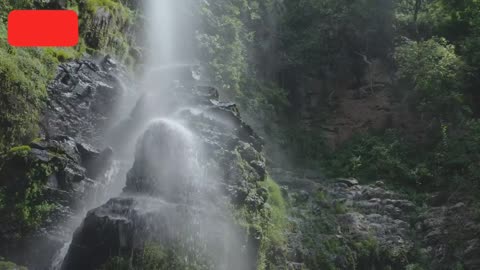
144;0;197;66
54;1;251;269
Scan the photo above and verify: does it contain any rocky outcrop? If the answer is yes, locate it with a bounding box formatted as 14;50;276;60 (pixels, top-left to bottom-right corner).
42;56;131;147
272;168;480;270
330;181;418;269
272;169;421;269
79;0;141;64
0;54;128;269
0;136;112;269
418;199;480;270
61;72;271;270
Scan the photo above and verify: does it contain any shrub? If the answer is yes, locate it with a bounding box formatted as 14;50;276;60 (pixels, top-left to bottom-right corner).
0;44;56;151
326;131;420;185
0;148;56;236
197;0;290;138
435;120;480;192
395;38;467;122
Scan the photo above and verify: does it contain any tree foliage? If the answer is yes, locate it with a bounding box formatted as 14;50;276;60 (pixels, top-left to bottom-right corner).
0;0;136;151
280;0;394;79
196;0;290;145
395;38;467;121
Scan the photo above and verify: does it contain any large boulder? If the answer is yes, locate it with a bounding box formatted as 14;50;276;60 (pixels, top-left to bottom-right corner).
61;196;252;270
124;119;199;201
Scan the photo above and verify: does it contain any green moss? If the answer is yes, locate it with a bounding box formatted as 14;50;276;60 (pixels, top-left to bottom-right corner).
231;175;288;270
85;0;124;13
315;189;327;202
8;146;32;156
0;0;139;151
0;45;54;151
0;260;28;270
0;19;64;151
293;189;356;269
98;243;212;270
353;237;379;259
80;0;137;65
333;201;348;215
44;48;80;63
0;148;58;236
261;176;287;246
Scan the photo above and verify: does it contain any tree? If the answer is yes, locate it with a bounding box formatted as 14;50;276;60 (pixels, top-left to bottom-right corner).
395;38;467;122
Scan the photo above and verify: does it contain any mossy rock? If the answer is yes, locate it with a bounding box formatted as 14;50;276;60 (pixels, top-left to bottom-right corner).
98;244;212;270
79;0;139;65
0;145;59;237
231;175;289;270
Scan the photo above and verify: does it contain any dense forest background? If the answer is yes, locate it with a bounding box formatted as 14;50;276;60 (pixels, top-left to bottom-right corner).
196;0;480;199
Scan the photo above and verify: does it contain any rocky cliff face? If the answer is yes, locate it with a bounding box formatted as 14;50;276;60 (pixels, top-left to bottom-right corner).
42;56;132;147
272;169;480;270
0;56;126;269
60;69;278;270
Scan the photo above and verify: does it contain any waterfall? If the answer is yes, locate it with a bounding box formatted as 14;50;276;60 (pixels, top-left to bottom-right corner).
144;0;197;66
54;1;250;269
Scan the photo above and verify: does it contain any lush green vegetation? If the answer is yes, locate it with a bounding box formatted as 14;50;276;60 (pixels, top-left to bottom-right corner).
0;146;57;238
0;23;59;152
197;0;480;196
231;174;288;270
290;188;421;270
81;0;139;65
395;37;467;121
0;0;138;151
196;0;290;144
99;244;212;270
320;0;480;196
280;0;393;78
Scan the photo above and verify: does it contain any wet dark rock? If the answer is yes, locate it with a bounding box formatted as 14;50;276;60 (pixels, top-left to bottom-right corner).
336;177;359;187
42;57;131;147
100;55;118;71
124;120;197;201
62;196;252;270
34;0;67;8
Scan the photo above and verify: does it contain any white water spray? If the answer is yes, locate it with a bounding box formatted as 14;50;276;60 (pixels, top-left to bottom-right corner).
54;1;251;269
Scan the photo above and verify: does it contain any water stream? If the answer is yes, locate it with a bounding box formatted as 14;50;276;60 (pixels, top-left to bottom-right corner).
51;0;227;268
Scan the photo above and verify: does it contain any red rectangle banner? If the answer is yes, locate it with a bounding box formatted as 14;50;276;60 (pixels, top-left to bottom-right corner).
8;10;78;47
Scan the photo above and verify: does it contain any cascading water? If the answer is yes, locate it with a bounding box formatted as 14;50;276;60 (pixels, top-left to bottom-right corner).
54;1;252;269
